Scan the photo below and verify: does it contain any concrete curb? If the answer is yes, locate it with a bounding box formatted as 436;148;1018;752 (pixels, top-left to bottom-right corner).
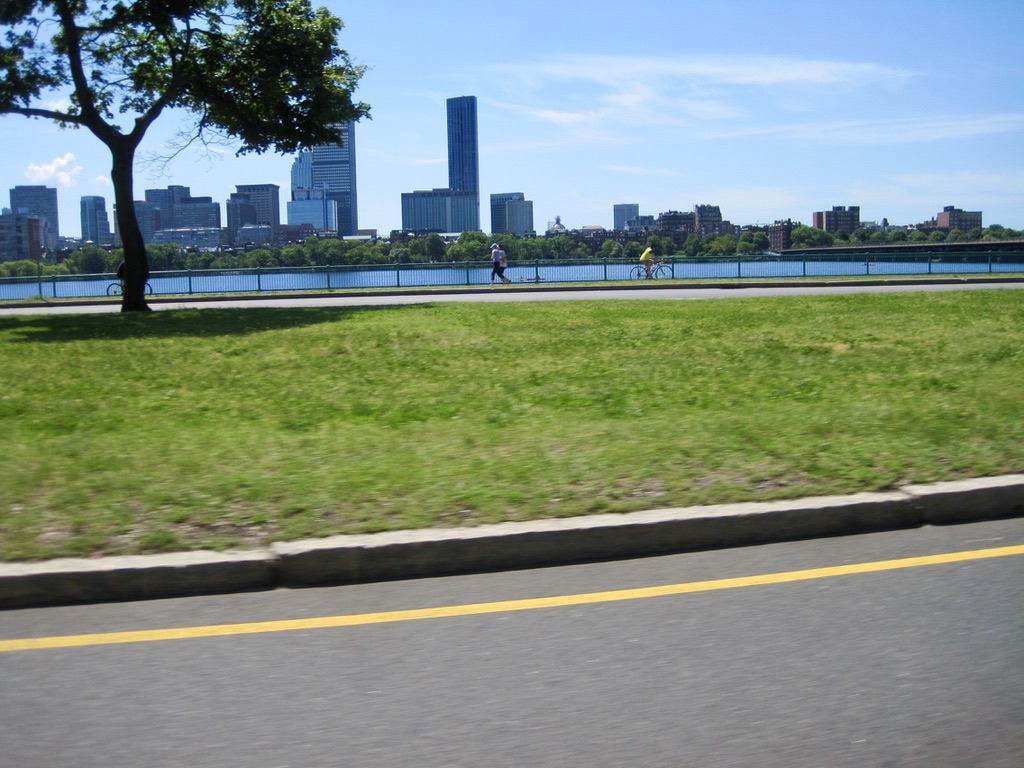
2;474;1022;609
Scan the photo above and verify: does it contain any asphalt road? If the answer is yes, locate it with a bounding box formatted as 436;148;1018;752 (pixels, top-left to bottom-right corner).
3;518;1022;767
1;277;1022;315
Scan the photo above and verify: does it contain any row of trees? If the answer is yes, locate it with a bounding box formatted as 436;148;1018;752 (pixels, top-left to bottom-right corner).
2;223;1019;279
788;224;1021;249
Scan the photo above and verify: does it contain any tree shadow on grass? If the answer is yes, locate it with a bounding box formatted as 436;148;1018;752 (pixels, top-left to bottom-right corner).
0;305;432;343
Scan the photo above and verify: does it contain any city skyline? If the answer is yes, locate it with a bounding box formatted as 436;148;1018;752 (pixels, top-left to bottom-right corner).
1;0;1022;238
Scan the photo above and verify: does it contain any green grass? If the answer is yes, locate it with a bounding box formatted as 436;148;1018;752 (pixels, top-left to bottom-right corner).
1;290;1022;560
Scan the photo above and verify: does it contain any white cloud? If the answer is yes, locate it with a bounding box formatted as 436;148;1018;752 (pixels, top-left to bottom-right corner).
704;113;1024;145
505;53;912;89
489;53;914;140
602;164;680;178
25;153;83;188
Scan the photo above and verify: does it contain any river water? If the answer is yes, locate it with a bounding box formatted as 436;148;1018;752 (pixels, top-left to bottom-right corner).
3;256;1022;302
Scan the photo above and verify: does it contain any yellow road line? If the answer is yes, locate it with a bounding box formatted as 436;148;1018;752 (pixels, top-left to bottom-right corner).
3;544;1023;654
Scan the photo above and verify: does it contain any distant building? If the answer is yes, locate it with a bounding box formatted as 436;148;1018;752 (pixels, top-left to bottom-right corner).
150;228;223;248
9;185;58;251
812;205;860;235
225;192;258;244
234;184;280;232
694;204;722;232
399;96;480;234
290;120;358;236
446;96;479;230
129;201;161;244
287;188;339;233
613;203;639;232
401;189;478;233
234;224;274;246
175;196;221;230
80;195;113;246
768;219;796;251
145;185;191;230
546;215;568;235
491;193;535;237
656;210;696;235
0;210;42;261
505;198;535;238
936;205;982;232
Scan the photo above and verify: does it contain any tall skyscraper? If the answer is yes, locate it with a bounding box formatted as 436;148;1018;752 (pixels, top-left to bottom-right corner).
10;185;59;250
289;120;357;235
80;195;113;245
446;96;479;230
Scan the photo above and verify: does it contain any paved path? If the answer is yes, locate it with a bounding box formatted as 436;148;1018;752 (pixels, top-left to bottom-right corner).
1;275;1022;315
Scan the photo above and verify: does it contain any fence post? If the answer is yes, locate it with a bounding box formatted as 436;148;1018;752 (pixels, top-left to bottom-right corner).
187;269;193;295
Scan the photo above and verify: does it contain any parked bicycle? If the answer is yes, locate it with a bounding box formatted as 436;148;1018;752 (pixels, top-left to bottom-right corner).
107;280;153;296
630;262;671;280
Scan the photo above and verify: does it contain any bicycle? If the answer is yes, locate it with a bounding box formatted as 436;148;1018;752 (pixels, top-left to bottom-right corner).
630;261;671;280
107;280;153;296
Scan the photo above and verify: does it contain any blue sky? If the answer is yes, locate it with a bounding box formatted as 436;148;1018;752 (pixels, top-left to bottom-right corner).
2;0;1023;238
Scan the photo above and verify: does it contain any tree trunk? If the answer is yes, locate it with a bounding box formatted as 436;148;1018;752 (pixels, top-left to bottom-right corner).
110;142;151;312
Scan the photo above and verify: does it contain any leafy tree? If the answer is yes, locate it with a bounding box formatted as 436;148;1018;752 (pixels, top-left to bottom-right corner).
65;244;111;274
598;240;624;259
0;1;368;311
790;226;834;249
682;233;703;258
946;228;964;242
709;234;738;256
515;238;545;261
424;233;446;262
545;235;574;260
928;230;947;243
404;238;425;262
146;244;186;271
889;228;908;242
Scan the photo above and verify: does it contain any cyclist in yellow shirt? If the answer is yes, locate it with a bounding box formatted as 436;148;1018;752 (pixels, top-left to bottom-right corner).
639;245;660;278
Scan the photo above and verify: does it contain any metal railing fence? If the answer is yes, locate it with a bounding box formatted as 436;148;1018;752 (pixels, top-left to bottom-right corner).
2;250;1022;302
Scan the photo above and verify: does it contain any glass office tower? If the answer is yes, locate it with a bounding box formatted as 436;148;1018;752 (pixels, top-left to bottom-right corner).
446;96;479;231
291;120;358;236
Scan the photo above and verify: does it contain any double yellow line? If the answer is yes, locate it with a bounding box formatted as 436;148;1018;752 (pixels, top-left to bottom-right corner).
3;544;1022;654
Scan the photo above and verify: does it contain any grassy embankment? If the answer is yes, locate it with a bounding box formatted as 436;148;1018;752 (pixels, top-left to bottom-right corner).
1;289;1022;560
